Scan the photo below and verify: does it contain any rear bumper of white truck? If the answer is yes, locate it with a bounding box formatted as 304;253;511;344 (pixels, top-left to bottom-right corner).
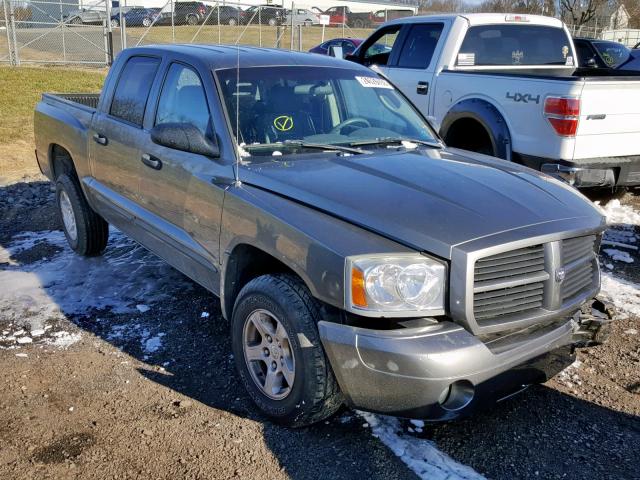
517;153;640;187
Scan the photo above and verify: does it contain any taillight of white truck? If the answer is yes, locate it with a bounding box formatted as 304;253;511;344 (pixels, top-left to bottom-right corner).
544;97;580;137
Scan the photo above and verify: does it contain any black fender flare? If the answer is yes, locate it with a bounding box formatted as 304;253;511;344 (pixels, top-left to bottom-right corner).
440;98;512;161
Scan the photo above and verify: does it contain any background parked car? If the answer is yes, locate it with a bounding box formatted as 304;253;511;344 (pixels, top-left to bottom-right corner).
317;6;372;28
158;1;208;26
574;37;640;71
285;8;319;25
239;5;285;26
111;7;160;28
309;37;362;55
370;9;413;26
203;5;243;26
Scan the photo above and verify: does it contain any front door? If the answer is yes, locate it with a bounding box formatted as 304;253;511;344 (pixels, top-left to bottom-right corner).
137;61;231;291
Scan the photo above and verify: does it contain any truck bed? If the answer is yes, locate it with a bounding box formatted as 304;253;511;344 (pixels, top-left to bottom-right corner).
443;68;640;81
42;93;100;110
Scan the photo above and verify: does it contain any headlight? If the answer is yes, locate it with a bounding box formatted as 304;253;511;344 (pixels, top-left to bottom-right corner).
346;254;446;316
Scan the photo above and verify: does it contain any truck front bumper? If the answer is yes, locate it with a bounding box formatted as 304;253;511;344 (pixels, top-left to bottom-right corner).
319;306;610;420
517;153;640;187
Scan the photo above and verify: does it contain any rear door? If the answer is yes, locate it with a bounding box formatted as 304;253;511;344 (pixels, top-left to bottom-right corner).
90;55;161;212
380;22;447;116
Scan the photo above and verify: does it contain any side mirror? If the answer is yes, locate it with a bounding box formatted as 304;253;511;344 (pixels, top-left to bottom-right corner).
586;57;598;68
150;122;219;158
344;52;358;63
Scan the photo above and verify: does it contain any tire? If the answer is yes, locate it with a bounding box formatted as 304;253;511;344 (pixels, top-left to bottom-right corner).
353;19;364;28
55;174;109;256
110;18;119;28
267;17;277;27
70;16;82;25
228;17;237;26
231;274;343;427
187;14;198;25
142;17;152;27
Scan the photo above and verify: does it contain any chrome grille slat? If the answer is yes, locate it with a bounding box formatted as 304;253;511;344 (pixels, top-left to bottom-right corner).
475;251;544;269
475;292;543;312
474;282;543;301
475;261;545;281
563;236;596;265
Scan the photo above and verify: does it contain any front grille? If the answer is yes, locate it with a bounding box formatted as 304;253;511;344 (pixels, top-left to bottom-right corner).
473;245;546;324
561;236;597;302
471;236;598;329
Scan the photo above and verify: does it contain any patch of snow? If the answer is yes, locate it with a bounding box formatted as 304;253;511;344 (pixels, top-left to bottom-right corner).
200;311;210;318
624;328;638;335
16;337;32;344
603;248;634;263
600;199;640;226
15;353;28;358
30;328;45;337
142;333;165;355
46;331;82;348
601;273;640;317
359;412;485;480
0;229;190;332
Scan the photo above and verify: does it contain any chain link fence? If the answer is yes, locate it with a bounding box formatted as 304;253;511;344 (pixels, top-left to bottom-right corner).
1;0;417;67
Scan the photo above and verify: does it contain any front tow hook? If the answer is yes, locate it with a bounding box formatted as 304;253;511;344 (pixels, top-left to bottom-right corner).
573;297;615;346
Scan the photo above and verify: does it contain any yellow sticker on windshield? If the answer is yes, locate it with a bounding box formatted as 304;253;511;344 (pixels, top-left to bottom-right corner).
274;115;294;132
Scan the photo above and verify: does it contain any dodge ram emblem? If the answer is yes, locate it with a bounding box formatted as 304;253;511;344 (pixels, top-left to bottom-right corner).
555;268;566;283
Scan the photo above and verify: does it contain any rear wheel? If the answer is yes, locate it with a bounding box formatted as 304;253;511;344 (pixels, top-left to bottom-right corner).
55;174;109;256
110;18;119;28
353;18;364;28
228;17;238;26
142;17;152;27
231;274;343;427
267;17;277;27
187;14;198;25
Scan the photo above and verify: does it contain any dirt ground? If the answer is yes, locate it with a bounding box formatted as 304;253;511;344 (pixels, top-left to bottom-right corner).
0;179;639;480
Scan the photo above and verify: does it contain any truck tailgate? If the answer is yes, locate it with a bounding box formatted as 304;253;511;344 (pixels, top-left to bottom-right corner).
574;78;640;159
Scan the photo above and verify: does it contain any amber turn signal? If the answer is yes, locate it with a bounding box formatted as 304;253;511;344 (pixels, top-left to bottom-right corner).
351;267;368;308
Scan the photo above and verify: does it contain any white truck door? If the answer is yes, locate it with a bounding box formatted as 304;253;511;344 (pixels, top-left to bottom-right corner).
380;22;447;117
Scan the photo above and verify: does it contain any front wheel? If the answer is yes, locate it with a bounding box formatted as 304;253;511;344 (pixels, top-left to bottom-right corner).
110;18;119;28
228;17;238;26
231;274;343;427
55;174;109;256
142;17;152;27
187;14;198;25
267;17;277;27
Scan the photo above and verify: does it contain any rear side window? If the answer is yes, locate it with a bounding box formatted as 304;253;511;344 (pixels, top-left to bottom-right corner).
110;56;160;125
397;23;443;69
457;25;573;66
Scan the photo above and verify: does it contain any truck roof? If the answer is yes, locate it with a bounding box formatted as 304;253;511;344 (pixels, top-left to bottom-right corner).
386;13;564;28
127;44;371;71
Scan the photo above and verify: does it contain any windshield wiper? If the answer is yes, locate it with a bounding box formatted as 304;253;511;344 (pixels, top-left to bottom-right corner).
243;140;368;155
347;137;443;149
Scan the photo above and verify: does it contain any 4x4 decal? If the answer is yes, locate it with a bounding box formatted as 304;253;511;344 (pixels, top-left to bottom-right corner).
506;92;541;104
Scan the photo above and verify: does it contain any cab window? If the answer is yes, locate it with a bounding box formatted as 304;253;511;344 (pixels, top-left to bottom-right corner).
155;63;211;136
396;23;443;69
110;56;160;126
362;25;401;65
457;25;573;66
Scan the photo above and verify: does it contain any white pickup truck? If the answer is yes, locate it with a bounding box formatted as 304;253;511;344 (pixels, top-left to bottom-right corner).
348;13;640;189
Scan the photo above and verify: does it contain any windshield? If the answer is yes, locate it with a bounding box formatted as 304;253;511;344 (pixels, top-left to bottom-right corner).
592;41;631;68
216;66;437;155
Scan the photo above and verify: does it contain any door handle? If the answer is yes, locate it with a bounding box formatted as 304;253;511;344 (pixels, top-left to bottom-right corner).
416;81;429;95
141;153;162;170
93;133;108;145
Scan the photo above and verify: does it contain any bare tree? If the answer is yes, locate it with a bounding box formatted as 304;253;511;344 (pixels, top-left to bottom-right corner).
560;0;610;27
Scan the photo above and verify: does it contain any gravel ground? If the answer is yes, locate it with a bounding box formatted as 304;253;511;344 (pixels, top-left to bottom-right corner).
0;179;638;480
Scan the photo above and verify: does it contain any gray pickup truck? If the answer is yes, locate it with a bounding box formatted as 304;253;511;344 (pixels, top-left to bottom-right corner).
34;45;610;427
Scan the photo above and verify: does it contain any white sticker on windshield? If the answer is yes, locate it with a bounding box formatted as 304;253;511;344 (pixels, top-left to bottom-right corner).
355;76;393;89
566;55;574;66
457;53;475;66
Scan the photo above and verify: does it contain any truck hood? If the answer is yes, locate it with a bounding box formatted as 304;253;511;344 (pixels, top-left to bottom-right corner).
240;148;603;259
